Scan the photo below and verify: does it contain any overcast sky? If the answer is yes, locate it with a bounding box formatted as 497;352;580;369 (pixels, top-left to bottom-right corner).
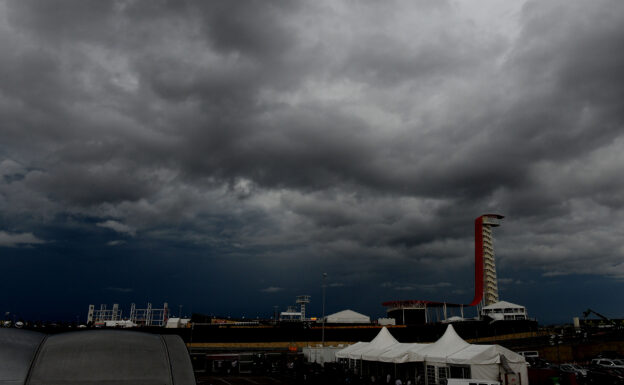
1;0;623;324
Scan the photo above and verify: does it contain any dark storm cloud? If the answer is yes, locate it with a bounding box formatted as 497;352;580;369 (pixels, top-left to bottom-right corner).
1;0;624;321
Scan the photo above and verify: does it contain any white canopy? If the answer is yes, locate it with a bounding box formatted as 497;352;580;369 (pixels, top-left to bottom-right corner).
377;343;428;364
408;325;469;363
335;324;528;384
447;343;528;381
447;344;525;365
351;327;398;360
336;327;399;360
335;341;368;359
326;309;371;324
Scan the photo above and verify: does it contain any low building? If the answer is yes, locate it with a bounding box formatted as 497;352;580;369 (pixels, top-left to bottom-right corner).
480;301;527;321
165;317;191;328
103;320;137;328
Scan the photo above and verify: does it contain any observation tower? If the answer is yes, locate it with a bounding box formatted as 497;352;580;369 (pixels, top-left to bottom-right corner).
383;214;504;324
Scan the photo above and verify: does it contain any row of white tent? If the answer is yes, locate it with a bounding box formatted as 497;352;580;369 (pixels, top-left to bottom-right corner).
335;325;528;383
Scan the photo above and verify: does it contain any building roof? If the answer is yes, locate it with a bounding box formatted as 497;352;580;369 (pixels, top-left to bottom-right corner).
482;301;525;310
382;300;464;308
0;328;45;384
325;309;370;323
0;329;194;385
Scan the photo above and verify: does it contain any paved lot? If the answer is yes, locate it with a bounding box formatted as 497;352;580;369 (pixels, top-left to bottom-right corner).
196;376;294;385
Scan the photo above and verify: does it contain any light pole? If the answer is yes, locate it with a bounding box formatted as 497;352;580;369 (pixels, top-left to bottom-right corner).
321;272;327;347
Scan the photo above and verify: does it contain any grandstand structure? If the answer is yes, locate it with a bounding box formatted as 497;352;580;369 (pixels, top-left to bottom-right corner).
87;302;169;327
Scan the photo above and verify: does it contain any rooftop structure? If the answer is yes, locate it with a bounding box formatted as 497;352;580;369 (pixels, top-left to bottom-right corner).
280;295;311;321
481;301;527;321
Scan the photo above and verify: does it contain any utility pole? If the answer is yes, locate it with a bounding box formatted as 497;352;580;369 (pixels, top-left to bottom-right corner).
273;305;279;324
321;272;328;347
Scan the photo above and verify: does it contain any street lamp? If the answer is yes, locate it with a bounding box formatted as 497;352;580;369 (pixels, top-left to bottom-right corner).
321;272;328;347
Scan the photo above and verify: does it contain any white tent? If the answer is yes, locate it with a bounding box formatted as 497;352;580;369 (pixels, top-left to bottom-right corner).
360;328;400;361
335;341;368;359
408;325;469;364
348;327;398;360
377;343;428;364
335;327;399;360
325;309;371;324
336;324;528;384
447;343;528;382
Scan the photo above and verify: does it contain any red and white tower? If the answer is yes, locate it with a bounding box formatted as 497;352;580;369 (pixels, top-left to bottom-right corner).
468;214;504;309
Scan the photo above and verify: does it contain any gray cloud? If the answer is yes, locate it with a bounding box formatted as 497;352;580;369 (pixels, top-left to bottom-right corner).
1;0;624;319
96;220;136;236
0;231;45;247
261;286;284;293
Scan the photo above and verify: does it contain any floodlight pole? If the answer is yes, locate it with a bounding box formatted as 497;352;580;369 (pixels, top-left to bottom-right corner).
321;272;328;347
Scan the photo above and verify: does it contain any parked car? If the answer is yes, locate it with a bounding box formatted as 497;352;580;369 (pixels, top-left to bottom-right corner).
586;366;624;385
591;358;624;369
526;356;554;369
518;351;539;358
560;363;587;377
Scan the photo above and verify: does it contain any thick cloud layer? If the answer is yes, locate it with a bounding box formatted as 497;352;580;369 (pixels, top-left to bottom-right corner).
1;0;623;321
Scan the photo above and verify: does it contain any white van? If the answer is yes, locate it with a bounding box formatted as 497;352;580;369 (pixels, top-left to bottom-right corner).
445;380;500;385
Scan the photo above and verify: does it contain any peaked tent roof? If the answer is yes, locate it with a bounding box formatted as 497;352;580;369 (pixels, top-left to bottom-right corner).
377;343;428;364
346;327;399;360
326;309;370;323
482;301;524;310
361;332;402;361
408;324;470;363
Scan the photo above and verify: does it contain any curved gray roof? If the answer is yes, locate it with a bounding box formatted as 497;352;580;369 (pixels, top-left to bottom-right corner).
0;328;45;384
0;329;194;385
